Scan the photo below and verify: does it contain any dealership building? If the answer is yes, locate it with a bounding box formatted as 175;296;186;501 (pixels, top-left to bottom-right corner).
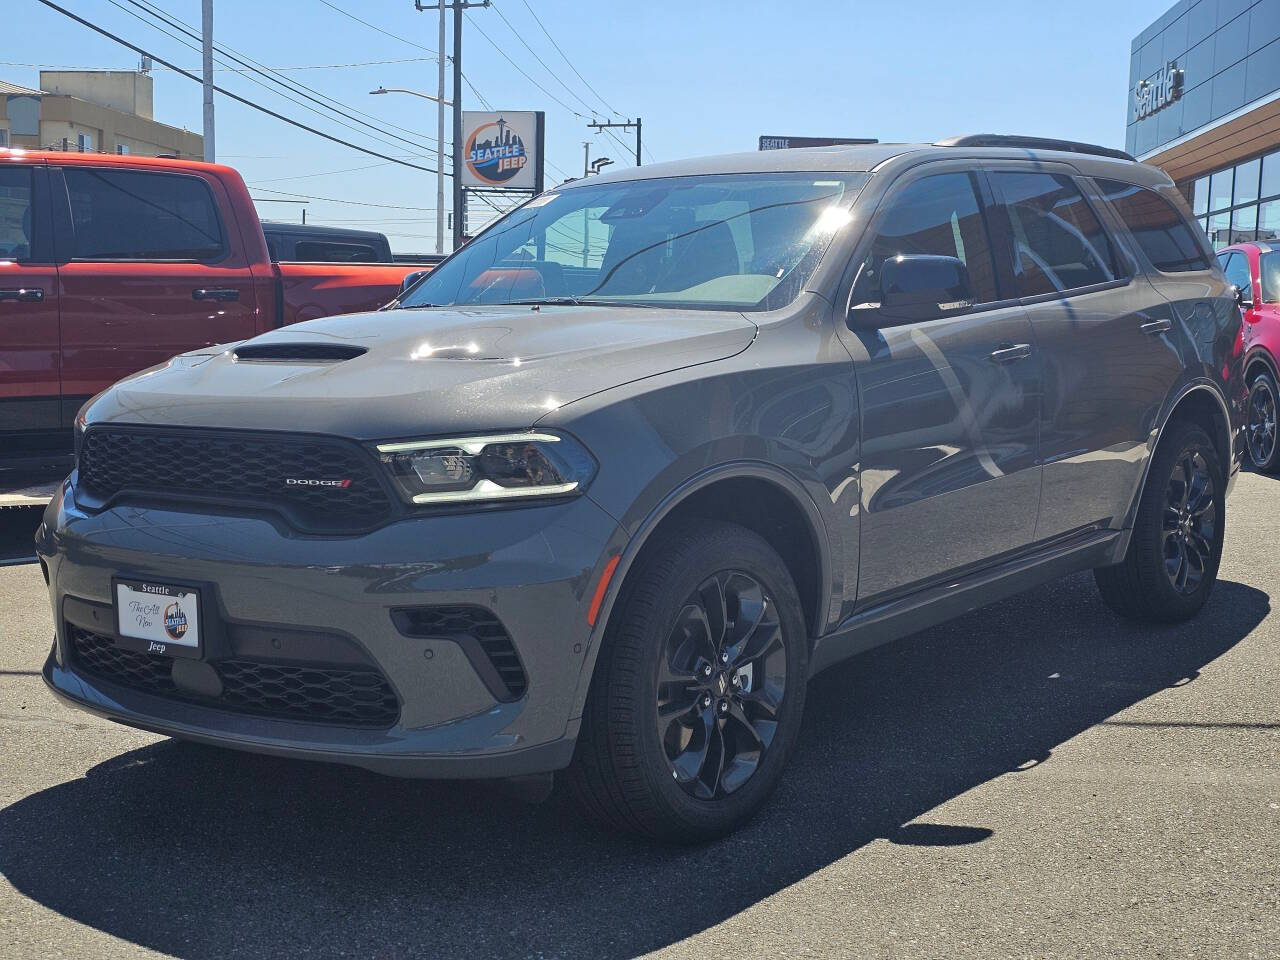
1130;0;1280;248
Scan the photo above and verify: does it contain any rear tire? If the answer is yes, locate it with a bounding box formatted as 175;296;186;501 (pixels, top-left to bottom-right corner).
1246;370;1279;473
1094;420;1224;623
567;520;807;842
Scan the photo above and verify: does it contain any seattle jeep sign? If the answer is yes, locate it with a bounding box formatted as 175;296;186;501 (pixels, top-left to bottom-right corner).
1135;62;1184;120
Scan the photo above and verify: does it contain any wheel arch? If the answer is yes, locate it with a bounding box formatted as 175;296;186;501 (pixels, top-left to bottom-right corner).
568;462;833;719
1244;346;1278;385
1132;383;1234;523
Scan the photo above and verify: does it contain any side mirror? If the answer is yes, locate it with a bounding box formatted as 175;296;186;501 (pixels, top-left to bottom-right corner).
400;270;429;294
874;255;974;324
1234;284;1253;309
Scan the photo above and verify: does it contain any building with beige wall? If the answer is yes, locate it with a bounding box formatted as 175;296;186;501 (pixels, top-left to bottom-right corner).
0;70;202;158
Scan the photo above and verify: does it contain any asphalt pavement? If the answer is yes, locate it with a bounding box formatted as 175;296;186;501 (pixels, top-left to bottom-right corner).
1;478;1277;959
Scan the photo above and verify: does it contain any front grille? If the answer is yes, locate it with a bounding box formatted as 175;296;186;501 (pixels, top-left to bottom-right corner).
69;625;400;727
392;605;528;701
78;428;394;532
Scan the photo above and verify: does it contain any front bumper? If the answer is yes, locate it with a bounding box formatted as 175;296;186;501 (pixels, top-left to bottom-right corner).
37;479;624;778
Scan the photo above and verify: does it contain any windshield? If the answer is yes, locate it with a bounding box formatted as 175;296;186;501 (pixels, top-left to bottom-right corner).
398;172;869;312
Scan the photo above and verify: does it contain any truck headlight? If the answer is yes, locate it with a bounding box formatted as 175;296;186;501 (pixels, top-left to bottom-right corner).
375;432;596;505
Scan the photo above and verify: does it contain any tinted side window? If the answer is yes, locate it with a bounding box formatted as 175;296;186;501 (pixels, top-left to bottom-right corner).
0;167;33;261
1261;252;1280;303
1095;178;1210;273
1222;251;1252;300
64;168;224;261
990;172;1118;297
850;172;999;309
295;240;380;262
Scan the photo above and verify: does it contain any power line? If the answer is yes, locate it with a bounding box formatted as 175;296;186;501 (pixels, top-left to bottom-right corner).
0;56;441;71
248;161;395;183
312;0;494;116
251;187;437;211
466;17;587;119
34;0;441;174
487;1;600;118
118;0;447;153
516;0;621;118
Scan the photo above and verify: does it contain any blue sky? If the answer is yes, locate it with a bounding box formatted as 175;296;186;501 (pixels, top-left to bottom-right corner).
7;0;1171;252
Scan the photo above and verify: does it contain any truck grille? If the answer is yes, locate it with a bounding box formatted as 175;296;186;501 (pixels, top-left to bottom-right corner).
69;625;400;727
78;427;394;532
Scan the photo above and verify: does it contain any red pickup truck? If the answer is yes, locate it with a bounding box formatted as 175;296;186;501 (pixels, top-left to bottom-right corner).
0;149;432;472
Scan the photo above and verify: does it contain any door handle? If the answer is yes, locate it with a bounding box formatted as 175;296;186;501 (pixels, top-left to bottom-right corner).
1140;318;1173;335
0;287;44;302
990;343;1032;364
193;288;240;302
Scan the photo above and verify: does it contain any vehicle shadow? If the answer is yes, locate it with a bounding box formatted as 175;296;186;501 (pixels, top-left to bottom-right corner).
0;573;1268;959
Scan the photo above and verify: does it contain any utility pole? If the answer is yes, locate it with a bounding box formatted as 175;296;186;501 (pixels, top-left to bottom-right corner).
200;0;214;162
587;117;641;167
415;0;488;251
436;0;446;254
582;140;590;178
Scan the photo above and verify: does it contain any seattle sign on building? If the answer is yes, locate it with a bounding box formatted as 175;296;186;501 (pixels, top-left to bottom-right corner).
1134;62;1184;121
460;111;544;191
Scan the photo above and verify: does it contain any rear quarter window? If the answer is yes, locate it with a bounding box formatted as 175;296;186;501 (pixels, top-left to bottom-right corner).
1094;178;1210;273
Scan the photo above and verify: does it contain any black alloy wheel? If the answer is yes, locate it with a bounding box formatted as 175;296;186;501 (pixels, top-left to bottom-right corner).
567;520;807;842
1094;420;1224;623
1247;373;1278;471
657;571;787;800
1161;450;1217;596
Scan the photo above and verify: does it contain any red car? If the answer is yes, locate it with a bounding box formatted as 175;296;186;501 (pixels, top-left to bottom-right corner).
1218;242;1280;472
0;149;434;476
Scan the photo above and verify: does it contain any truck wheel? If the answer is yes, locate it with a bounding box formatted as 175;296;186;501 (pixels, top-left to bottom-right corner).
567;521;807;842
1094;421;1224;623
1246;370;1279;473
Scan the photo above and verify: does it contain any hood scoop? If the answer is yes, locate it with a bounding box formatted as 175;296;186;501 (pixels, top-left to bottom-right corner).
233;342;367;363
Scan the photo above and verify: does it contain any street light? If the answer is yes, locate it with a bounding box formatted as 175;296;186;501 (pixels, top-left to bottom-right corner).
590;157;614;175
370;86;453;255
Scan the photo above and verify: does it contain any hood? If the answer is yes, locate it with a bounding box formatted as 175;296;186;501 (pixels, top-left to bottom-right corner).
85;304;757;439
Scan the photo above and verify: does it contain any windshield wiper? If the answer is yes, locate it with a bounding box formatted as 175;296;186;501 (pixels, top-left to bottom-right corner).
509;296;584;306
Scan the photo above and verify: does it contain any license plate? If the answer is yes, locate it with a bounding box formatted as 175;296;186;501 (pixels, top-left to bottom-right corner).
114;579;202;659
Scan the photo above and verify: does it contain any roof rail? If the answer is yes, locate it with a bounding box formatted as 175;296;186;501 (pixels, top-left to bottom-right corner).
935;134;1135;163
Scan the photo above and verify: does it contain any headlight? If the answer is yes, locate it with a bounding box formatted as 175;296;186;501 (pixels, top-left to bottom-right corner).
375;432;596;505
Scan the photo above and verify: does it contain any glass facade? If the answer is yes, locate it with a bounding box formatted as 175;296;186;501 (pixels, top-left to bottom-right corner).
1183;147;1280;247
1128;0;1280;158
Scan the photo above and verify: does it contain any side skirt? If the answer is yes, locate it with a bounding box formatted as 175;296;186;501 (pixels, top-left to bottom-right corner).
808;529;1126;677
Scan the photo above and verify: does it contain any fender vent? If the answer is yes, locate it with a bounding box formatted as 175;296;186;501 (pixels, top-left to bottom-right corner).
233;342;367;362
391;605;528;702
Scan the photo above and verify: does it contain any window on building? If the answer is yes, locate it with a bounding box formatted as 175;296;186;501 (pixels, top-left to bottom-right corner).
1234;158;1261;207
1260;199;1280;242
1095;178;1211;273
1191;176;1209;217
115;143;129;156
64;168;224;261
0;167;33;261
1208;169;1233;213
989;171;1118;297
0;129;9;148
76;132;93;152
849;171;1000;310
1262;151;1280;201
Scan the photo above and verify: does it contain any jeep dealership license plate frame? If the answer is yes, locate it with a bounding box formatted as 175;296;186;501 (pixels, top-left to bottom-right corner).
112;579;203;659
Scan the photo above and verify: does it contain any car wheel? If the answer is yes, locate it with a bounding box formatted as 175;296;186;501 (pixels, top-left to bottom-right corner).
567;520;807;842
1246;370;1279;473
1094;420;1224;623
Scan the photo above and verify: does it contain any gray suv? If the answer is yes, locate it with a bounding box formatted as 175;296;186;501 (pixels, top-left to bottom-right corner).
38;135;1244;841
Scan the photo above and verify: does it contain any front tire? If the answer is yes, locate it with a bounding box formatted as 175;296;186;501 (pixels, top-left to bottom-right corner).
567;520;807;842
1094;420;1224;622
1246;370;1279;473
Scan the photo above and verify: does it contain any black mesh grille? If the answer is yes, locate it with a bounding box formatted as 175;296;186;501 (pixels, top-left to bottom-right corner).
392;605;527;701
69;625;400;727
78;428;393;532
